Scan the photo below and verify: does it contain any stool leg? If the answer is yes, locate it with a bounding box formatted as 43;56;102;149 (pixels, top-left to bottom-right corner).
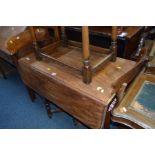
26;86;36;102
44;99;53;118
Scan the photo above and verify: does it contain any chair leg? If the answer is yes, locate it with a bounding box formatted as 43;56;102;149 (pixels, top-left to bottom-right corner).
0;65;7;79
26;86;36;102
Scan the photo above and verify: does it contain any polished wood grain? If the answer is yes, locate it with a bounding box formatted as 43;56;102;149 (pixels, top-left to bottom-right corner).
7;27;50;55
30;26;118;84
82;26;92;84
111;26;117;61
0;26;27;66
112;48;147;95
5;26;148;128
40;41;110;73
18;52;136;128
30;26;42;60
82;26;90;59
112;73;155;129
0;27;27;54
61;26;68;47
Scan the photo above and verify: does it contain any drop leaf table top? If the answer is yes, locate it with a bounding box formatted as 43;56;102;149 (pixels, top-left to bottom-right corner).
18;52;136;128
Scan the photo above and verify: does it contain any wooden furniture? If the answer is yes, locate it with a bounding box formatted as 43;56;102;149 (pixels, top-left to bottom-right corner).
16;44;148;128
30;26;117;84
112;73;155;128
0;26;52;80
17;52;135;128
7;26;148;128
6;27;53;66
0;26;52;67
0;26;27;66
65;26;145;58
111;44;155;128
0;27;27;78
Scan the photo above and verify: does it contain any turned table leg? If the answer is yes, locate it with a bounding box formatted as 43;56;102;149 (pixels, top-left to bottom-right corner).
103;112;111;129
44;99;53;118
82;26;92;84
44;99;62;119
26;86;36;102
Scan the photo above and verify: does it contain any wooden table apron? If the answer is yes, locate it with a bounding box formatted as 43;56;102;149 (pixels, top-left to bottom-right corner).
18;53;136;128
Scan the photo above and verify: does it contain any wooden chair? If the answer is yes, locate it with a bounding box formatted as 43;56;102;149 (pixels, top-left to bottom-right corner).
30;26;118;84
